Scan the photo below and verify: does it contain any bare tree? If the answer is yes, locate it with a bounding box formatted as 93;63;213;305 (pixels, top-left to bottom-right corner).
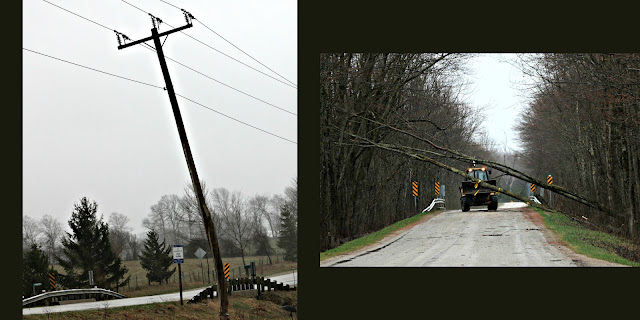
248;195;275;264
213;188;255;266
23;215;42;250
108;212;131;258
125;233;141;261
40;214;63;266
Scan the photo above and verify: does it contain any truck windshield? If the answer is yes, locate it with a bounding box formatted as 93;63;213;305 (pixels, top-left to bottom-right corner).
471;170;488;180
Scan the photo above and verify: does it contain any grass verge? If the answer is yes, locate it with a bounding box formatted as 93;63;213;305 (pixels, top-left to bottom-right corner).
532;207;640;266
24;291;297;320
320;209;439;261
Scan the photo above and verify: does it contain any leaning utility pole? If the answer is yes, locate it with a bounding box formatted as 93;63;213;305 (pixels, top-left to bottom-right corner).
116;11;229;319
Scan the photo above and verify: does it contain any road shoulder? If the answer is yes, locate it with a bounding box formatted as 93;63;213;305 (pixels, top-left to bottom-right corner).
320;210;443;267
521;208;627;267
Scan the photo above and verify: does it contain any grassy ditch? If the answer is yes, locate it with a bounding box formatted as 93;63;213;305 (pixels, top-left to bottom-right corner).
320;209;439;261
533;207;640;266
24;291;297;320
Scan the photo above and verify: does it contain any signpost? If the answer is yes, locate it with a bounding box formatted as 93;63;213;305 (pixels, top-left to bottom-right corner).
88;271;94;286
32;283;42;296
412;181;418;213
173;245;184;305
195;247;206;285
547;175;553;207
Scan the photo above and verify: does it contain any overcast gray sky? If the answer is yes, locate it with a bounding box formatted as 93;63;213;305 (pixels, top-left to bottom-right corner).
23;0;297;235
462;53;530;152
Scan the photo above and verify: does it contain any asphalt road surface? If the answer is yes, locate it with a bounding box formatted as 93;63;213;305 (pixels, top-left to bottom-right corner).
23;273;297;315
321;202;623;267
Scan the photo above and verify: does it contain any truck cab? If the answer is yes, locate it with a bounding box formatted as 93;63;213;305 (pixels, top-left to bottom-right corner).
460;166;498;212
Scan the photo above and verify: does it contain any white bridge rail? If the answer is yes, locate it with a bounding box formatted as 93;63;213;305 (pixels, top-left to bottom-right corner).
22;288;126;307
423;198;445;212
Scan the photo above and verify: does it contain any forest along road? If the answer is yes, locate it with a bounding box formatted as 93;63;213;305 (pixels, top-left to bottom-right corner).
23;273;298;315
321;202;625;267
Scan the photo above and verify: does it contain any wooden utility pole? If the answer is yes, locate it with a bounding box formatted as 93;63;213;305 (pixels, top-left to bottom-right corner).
117;12;229;319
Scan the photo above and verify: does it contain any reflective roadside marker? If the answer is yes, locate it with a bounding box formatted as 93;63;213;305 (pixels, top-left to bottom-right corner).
224;263;230;279
49;273;55;290
412;181;418;197
435;181;440;195
547;175;553;185
530;184;536;192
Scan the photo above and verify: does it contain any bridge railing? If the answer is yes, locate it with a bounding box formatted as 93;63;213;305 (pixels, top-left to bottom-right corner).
189;277;295;304
423;198;446;212
22;288;127;308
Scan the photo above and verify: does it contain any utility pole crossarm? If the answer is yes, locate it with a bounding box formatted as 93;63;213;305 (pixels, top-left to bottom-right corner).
117;23;192;50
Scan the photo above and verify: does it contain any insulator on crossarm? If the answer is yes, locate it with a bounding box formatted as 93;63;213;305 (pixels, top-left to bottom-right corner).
114;30;122;46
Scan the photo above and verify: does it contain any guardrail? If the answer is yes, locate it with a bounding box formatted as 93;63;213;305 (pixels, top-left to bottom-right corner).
423;198;445;212
529;196;541;204
22;288;126;308
189;277;295;304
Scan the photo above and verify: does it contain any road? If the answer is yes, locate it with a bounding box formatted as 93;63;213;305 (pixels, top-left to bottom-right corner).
321;202;624;267
23;273;298;315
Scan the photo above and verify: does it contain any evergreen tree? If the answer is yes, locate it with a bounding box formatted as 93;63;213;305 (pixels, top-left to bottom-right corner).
277;203;297;261
56;197;130;290
139;229;176;285
22;244;50;298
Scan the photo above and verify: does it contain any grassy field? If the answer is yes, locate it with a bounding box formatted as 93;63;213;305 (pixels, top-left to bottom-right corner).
319;209;439;261
533;207;640;266
24;291;297;320
51;255;297;298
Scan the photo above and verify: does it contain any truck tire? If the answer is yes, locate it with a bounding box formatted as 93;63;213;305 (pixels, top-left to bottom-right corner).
461;198;470;212
488;197;498;211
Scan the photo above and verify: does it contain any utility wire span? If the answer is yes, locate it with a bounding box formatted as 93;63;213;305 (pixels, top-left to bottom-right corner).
23;48;297;145
157;0;296;87
41;0;112;31
39;0;295;116
119;0;297;89
174;93;297;145
23;48;164;89
139;45;296;116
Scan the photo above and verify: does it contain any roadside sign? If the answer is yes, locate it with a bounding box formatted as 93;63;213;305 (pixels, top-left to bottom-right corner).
173;245;184;263
88;271;94;286
530;184;536;192
33;283;42;286
412;181;418;197
194;247;206;259
547;175;553;185
441;185;445;198
49;272;55;290
224;263;230;279
435;181;440;196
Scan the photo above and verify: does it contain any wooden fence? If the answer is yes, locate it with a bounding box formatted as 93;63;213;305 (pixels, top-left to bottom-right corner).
188;277;295;304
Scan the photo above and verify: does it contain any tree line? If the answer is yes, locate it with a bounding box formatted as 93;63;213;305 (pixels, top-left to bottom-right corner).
22;179;297;297
516;53;640;240
319;53;496;251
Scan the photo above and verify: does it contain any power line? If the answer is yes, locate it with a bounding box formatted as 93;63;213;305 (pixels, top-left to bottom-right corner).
118;0;297;89
174;93;297;144
41;0;112;31
23;47;164;89
39;0;295;116
23;48;296;145
157;0;297;87
139;45;296;116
